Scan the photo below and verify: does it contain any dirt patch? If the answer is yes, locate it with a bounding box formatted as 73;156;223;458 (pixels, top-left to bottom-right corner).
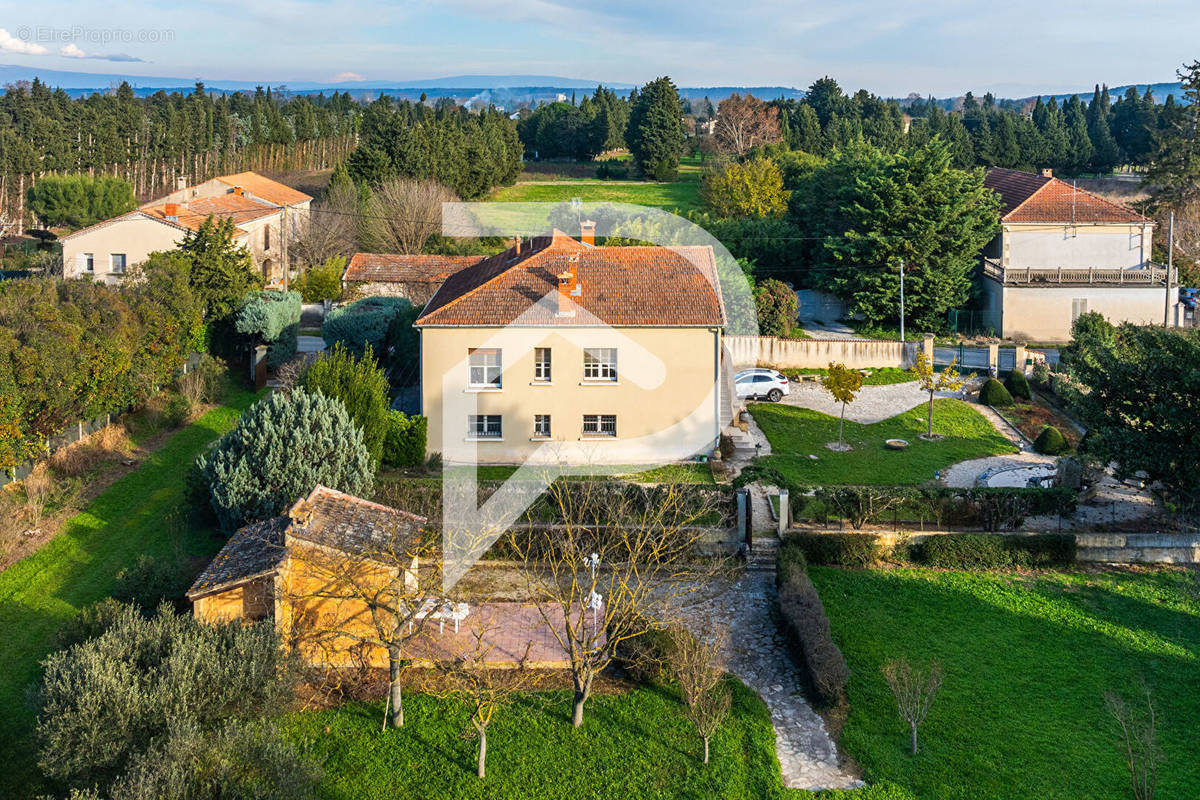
1000;395;1082;450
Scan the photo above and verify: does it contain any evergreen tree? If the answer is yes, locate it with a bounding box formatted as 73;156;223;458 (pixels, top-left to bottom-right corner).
1086;89;1120;173
1062;96;1093;175
626;76;684;181
179;216;261;320
1148;60;1200;207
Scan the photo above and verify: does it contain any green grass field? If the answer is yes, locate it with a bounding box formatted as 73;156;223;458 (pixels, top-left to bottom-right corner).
809;567;1200;799
749;399;1015;486
0;389;258;798
282;681;908;800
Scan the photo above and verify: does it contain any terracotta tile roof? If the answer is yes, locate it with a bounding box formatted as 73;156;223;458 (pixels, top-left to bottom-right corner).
186;516;289;598
215;171;312;207
342;253;486;284
186;486;426;600
285;485;426;557
187;194;283;224
985;167;1148;224
139;205;252;238
415;231;725;327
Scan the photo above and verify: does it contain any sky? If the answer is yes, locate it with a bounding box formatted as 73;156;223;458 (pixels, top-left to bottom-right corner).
0;0;1196;96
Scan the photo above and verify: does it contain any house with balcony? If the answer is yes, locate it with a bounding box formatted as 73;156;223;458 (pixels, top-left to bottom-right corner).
59;171;311;285
979;167;1176;341
414;227;728;465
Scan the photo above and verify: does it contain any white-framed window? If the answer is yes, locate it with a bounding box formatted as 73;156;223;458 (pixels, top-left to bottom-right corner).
534;414;551;438
79;253;94;273
468;415;502;440
468;348;502;388
583;348;617;382
534;347;552;382
582;414;617;437
1071;298;1088;322
110;253;127;274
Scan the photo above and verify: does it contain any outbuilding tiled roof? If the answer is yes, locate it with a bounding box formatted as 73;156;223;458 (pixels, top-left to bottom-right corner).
343;253;485;284
186;486;426;600
985;167;1148;224
215;171;313;207
186;516;289;599
415;231;725;327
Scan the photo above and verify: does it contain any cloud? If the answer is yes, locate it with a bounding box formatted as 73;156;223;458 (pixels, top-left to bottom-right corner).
59;43;146;62
332;71;364;82
0;28;49;55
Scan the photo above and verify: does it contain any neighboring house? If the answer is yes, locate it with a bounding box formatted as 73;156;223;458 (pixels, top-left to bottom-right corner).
980;167;1176;341
341;252;485;306
415;228;728;466
188;484;572;668
59;171;311;285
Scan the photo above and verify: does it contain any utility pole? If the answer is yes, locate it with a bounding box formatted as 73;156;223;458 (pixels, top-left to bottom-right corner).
898;259;905;342
1165;211;1174;328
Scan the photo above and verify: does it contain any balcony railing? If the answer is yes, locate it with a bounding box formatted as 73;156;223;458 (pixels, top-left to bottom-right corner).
982;258;1173;286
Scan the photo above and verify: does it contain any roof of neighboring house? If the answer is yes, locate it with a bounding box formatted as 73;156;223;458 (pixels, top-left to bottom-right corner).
415;230;725;327
185;486;427;600
342;253;486;285
214;171;313;207
186;516;289;598
984;167;1149;225
58;208;250;241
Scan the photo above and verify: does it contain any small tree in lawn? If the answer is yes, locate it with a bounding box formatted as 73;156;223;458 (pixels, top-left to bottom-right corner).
666;624;731;764
1105;684;1161;800
423;620;543;779
821;362;863;451
881;656;943;755
909;351;970;440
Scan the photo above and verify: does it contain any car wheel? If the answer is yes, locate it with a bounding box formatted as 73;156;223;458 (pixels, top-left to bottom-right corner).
767;388;783;402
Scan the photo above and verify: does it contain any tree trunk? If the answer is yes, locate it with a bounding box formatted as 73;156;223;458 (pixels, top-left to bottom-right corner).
927;391;935;437
477;727;487;778
839;402;846;444
572;691;586;727
389;649;405;728
910;723;918;755
703;736;710;764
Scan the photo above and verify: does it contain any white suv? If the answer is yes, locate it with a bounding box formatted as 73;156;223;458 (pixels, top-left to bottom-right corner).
734;368;790;402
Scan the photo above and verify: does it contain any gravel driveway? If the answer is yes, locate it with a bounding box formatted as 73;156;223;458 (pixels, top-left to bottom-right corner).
776;380;969;424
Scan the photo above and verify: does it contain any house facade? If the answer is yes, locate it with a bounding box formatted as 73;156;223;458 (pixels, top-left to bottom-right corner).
415;230;727;466
341;252;484;306
980;168;1176;341
59;171;311;285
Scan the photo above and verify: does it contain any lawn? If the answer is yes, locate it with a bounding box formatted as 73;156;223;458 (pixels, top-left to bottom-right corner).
809;567;1200;799
749;399;1015;486
282;680;888;800
0;389;258;798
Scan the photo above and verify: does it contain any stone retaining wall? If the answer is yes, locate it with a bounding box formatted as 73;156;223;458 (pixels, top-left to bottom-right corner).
1075;532;1200;565
725;336;918;370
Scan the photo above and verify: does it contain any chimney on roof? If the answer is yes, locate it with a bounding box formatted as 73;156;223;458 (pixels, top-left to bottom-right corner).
175;176;188;191
1041;168;1053;178
163;202;180;221
232;186;244;196
556;270;575;317
580;219;596;246
514;235;521;255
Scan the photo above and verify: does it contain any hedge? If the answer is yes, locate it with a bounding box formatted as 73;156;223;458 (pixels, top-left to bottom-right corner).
783;532;881;567
383;411;427;468
323;296;412;359
980;378;1014;406
795;485;1077;532
1005;369;1032;400
776;558;850;706
914;533;1076;569
235;290;301;369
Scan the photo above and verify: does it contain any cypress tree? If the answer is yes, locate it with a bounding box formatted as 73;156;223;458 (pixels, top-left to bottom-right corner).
626;76;685;181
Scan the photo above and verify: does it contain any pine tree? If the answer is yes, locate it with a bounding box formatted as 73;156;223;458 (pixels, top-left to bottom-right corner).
1148;60;1200;207
626;76;684;181
1062;96;1093;175
1086;89;1120;174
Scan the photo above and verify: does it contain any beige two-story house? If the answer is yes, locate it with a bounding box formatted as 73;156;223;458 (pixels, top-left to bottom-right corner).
415;230;727;466
980;168;1175;341
59;171;311;285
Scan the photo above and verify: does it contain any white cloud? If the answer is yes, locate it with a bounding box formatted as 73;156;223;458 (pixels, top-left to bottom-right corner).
59;43;87;58
0;28;49;55
332;71;364;82
59;43;146;62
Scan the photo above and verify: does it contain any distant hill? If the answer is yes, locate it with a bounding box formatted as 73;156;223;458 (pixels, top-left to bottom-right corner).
1031;82;1186;105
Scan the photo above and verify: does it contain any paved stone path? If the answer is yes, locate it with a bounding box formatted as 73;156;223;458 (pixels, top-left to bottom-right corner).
681;569;862;791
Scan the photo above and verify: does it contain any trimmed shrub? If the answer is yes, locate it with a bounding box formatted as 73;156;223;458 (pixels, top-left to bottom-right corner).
1005;369;1032;400
915;533;1076;569
784;532;881;567
299;343;390;465
35;605;299;793
383;411;427;468
235;290;301;369
980;378;1014;407
1034;425;1069;455
195;389;374;532
322;296;412;359
776;560;850;706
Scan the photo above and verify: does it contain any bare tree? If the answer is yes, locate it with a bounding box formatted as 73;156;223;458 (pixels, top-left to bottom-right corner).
881;656;943;755
366;178;459;254
1105;684;1162;800
278;520;446;729
665;624;731;764
291;180;360;268
507;480;726;728
422;619;543;779
713;94;782;157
